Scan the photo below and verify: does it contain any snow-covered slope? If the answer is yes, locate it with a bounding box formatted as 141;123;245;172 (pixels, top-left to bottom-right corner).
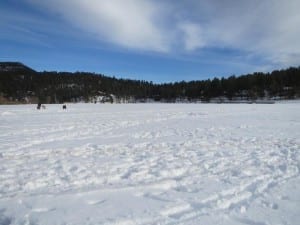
0;103;299;225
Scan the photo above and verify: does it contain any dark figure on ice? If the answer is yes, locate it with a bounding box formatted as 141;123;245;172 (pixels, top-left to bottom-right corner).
37;102;41;110
62;104;67;110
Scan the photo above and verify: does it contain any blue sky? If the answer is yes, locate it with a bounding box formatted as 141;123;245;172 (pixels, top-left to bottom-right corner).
1;0;299;83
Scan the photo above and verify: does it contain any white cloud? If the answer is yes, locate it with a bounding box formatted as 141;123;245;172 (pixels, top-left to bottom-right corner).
178;22;205;51
28;0;170;52
187;0;300;66
27;0;300;66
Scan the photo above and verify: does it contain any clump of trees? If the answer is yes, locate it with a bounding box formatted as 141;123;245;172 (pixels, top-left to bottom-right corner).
0;62;299;104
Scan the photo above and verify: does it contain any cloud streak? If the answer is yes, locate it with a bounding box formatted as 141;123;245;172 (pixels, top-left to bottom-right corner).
27;0;300;66
28;0;170;52
196;0;300;66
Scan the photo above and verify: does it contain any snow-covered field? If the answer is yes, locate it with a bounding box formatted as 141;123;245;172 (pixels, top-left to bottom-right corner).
0;103;299;225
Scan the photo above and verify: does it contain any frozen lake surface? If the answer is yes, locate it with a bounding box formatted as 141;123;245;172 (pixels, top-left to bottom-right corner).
0;103;299;225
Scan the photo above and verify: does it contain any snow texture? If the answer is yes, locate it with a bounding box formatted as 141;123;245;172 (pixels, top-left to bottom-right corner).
0;103;299;225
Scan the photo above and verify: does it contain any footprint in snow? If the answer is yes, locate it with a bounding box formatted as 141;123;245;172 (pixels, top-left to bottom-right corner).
261;200;279;210
86;199;106;205
31;208;56;213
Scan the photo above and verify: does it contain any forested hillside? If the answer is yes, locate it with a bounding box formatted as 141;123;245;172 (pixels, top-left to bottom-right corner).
0;62;299;104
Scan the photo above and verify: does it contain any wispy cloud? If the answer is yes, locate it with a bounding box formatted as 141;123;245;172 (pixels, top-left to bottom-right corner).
23;0;300;67
178;22;205;51
28;0;170;52
184;0;300;66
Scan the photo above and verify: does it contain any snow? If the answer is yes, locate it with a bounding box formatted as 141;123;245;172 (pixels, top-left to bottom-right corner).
0;103;299;225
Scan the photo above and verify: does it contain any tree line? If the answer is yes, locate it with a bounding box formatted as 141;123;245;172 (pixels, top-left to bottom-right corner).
0;62;299;103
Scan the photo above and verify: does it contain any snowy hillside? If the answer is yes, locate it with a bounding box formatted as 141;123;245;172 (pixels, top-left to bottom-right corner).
0;103;299;225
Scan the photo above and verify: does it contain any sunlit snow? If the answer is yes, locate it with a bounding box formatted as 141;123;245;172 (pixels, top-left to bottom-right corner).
0;103;299;225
